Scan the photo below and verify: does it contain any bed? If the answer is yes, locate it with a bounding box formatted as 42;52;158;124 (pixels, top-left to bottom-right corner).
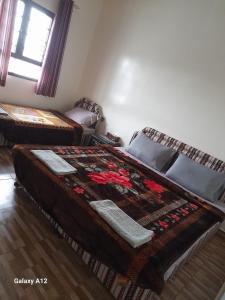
0;103;83;145
12;128;225;299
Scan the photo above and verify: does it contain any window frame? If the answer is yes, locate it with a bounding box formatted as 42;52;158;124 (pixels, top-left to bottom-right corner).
9;0;54;81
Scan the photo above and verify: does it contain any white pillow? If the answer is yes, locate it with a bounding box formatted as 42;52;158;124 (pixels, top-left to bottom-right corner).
65;107;97;126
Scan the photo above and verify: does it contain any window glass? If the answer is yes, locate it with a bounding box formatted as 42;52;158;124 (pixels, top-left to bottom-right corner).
9;1;54;81
11;0;25;53
23;7;52;62
8;57;41;80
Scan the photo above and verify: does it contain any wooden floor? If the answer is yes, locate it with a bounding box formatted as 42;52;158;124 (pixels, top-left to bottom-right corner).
0;147;225;300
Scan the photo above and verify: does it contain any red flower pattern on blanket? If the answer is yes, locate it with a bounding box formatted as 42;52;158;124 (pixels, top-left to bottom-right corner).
57;148;66;155
189;203;198;209
74;149;80;154
159;220;169;229
170;213;180;222
143;179;166;193
88;171;132;188
73;187;85;194
107;161;117;169
179;208;190;216
118;168;129;176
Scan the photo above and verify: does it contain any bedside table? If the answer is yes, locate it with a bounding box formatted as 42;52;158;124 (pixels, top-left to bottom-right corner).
89;134;121;147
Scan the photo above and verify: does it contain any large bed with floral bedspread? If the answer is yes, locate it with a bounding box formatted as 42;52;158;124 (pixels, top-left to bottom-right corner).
12;136;225;298
0;103;82;145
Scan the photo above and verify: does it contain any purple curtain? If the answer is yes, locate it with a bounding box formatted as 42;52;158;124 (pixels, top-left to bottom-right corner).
0;0;18;86
35;0;73;98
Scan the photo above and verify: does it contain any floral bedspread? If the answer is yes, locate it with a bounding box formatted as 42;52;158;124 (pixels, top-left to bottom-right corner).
54;146;219;237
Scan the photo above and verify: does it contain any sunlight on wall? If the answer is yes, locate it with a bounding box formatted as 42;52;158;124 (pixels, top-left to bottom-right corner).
109;58;138;105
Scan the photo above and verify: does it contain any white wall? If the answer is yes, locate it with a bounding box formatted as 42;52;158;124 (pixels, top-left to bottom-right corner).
0;0;104;111
77;0;225;161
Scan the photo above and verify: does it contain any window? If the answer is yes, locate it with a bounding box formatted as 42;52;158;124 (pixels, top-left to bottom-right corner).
8;0;54;81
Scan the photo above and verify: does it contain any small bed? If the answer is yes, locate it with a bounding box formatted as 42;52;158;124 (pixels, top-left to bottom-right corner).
12;127;225;299
0;102;83;145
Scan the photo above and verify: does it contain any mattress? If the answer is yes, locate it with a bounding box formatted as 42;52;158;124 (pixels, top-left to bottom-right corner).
0;103;83;145
12;144;224;295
